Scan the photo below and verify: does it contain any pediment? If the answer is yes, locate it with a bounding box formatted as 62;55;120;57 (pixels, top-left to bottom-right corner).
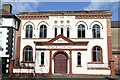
53;38;69;43
34;34;89;46
48;34;73;44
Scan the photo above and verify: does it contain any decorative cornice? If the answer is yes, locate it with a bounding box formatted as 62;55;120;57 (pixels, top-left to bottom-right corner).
17;10;112;20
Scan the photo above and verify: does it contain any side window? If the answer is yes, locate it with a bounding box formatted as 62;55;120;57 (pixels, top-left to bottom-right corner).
92;24;100;38
78;24;85;38
40;25;47;38
26;25;33;38
41;52;44;66
61;27;64;35
23;46;33;62
77;52;81;66
54;27;57;37
92;46;102;62
67;27;70;38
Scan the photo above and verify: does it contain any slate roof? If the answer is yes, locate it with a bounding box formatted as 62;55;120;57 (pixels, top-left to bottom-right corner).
111;21;120;28
17;10;112;15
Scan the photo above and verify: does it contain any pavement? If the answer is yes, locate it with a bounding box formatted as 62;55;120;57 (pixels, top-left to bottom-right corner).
1;76;119;80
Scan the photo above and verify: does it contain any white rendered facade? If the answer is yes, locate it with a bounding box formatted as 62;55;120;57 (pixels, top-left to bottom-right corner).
12;11;114;76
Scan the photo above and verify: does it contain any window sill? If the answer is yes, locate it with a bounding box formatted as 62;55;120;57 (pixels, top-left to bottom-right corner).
76;65;82;67
21;61;34;63
88;62;103;64
14;66;34;69
39;64;45;67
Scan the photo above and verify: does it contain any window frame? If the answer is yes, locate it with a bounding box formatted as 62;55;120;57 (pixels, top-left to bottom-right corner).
77;52;82;67
23;46;33;62
40;52;45;67
92;46;103;63
61;27;64;35
67;27;70;38
54;27;57;37
78;24;85;38
25;25;33;38
39;25;47;38
92;24;101;38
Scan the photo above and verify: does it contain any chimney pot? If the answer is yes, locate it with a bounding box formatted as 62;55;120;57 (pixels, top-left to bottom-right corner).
2;4;12;13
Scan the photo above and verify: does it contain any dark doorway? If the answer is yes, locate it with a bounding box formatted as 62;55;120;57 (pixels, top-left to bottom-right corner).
2;58;7;75
54;52;67;74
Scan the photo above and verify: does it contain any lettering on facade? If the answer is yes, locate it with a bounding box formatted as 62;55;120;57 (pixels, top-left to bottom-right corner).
47;46;72;49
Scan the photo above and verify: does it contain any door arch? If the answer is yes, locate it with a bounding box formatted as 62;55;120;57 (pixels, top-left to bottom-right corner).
53;52;68;74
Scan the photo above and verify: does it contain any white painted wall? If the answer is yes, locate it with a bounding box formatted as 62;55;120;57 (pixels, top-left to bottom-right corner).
0;28;9;57
17;16;110;75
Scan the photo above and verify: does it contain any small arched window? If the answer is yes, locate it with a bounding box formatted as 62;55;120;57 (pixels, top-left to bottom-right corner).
23;46;33;62
67;27;70;38
54;27;57;37
26;25;33;38
92;46;102;62
92;24;100;38
78;24;85;38
40;25;47;38
41;52;44;65
77;52;81;66
61;27;63;35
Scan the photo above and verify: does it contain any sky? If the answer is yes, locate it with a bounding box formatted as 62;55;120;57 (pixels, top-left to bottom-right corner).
0;1;120;21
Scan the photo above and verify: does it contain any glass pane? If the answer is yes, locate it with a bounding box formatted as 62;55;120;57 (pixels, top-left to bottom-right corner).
44;27;47;38
93;47;101;62
82;30;85;38
67;27;70;38
55;27;57;37
61;27;63;35
78;24;85;38
77;53;81;65
24;46;32;62
30;27;33;38
25;51;28;61
26;25;33;38
92;24;100;38
41;52;44;64
26;26;29;38
29;51;32;61
93;52;96;61
40;26;43;38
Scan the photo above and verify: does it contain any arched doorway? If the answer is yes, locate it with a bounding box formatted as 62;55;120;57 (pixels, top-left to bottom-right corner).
54;52;68;74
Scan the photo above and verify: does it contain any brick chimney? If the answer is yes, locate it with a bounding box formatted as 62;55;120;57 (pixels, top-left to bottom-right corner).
2;4;12;13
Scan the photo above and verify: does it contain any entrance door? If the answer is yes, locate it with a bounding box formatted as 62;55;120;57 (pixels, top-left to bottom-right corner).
54;52;67;74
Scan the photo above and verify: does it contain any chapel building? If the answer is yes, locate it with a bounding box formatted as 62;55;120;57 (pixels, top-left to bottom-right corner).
11;10;114;76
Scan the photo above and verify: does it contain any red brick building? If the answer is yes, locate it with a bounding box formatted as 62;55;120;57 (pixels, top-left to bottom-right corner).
111;21;120;75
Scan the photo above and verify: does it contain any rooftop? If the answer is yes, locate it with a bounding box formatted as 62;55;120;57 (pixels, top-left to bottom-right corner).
111;21;120;28
17;10;112;16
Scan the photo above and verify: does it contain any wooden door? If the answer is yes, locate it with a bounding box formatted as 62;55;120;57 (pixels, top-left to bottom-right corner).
54;53;67;74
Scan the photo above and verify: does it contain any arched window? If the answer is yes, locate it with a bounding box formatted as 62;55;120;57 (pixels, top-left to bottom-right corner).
67;27;70;38
92;24;100;38
40;25;47;38
92;46;102;62
26;25;33;38
77;52;81;66
78;24;85;38
23;46;33;62
41;52;44;65
54;27;57;37
61;27;63;35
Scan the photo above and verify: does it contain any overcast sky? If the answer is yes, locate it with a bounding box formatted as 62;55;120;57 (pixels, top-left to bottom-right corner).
1;1;119;20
